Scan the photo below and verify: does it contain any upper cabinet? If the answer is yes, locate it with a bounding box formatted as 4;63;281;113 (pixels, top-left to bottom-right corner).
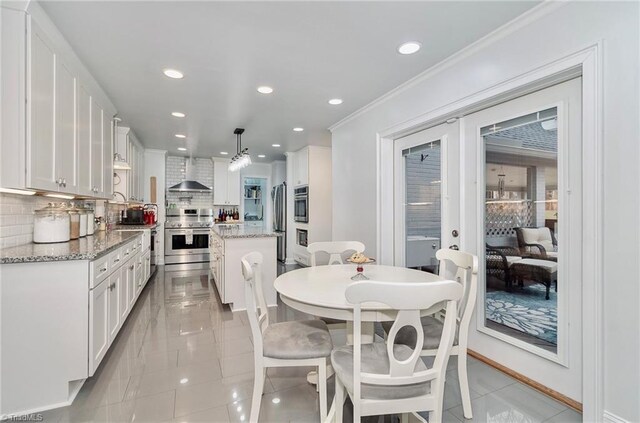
213;159;240;206
0;5;116;199
114;126;144;203
292;148;309;187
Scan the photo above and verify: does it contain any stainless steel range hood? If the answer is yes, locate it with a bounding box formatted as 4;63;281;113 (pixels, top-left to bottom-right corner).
168;158;212;193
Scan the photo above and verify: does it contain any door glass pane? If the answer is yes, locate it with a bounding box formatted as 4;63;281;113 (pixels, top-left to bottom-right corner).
483;107;558;353
403;140;442;272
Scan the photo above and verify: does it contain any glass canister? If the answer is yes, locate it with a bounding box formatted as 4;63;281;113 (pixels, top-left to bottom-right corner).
69;203;88;237
33;203;71;243
85;206;95;236
66;204;81;240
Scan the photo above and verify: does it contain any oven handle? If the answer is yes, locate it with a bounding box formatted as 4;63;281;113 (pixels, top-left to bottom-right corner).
165;229;211;236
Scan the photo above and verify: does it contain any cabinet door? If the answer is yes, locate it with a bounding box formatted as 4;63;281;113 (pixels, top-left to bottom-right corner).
127;258;136;312
213;161;228;204
135;254;143;297
77;83;92;196
89;279;109;376
90;97;103;196
119;265;129;323
144;251;151;283
55;59;77;193
227;167;240;205
297;149;309;186
27;22;58;191
137;148;144;201
103;116;113;198
107;272;120;343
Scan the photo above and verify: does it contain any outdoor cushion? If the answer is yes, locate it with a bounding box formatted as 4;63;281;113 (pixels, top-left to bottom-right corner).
262;319;333;359
521;227;555;253
505;256;523;266
514;258;558;273
331;342;431;400
381;316;457;350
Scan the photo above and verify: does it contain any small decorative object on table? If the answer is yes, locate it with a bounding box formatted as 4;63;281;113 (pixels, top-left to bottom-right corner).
347;252;376;280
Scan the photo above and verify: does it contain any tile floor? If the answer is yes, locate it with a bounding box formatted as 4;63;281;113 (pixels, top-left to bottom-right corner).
38;266;582;422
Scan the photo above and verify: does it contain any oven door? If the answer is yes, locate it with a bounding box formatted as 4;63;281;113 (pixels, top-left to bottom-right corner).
294;195;308;222
165;229;210;256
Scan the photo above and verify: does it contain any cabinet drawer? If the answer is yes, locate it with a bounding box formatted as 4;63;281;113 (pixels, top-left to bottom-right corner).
90;254;111;288
110;247;124;270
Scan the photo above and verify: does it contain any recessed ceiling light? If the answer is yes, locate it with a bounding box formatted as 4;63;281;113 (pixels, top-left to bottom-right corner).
175;134;186;139
171;112;186;118
177;147;187;151
293;127;304;132
258;154;266;158
179;378;189;384
257;86;273;94
328;98;343;105
272;144;280;147
163;69;184;79
272;398;281;404
220;151;228;155
397;41;421;55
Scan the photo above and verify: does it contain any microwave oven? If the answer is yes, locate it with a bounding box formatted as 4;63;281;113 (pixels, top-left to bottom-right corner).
294;186;309;223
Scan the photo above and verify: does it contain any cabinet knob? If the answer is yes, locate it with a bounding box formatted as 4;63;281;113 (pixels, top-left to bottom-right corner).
129;265;134;270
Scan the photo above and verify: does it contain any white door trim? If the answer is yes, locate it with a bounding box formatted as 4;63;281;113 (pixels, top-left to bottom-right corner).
376;43;603;420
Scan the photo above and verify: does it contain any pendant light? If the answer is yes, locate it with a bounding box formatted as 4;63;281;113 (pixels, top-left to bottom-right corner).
229;128;251;172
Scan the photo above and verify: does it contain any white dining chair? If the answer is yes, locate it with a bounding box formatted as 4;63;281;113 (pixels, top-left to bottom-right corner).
383;249;478;419
307;241;366;267
326;279;463;423
241;252;333;423
307;241;366;328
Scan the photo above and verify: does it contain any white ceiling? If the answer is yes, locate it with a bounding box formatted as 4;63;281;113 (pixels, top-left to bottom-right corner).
41;1;539;161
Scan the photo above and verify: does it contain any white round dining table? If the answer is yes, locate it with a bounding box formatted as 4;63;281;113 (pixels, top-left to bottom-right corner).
274;263;445;326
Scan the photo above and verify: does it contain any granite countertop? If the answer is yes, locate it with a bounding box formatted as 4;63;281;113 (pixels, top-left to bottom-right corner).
211;224;282;239
115;223;160;230
0;231;142;264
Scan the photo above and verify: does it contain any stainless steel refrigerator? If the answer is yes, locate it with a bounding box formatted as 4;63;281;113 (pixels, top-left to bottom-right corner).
271;183;286;262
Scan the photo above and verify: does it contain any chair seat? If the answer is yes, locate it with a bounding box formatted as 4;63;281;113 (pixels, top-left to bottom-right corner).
382;316;457;350
262;319;333;360
331;343;431;400
321;316;345;325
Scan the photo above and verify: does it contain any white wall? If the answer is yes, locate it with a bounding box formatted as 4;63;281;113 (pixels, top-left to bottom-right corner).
331;2;639;421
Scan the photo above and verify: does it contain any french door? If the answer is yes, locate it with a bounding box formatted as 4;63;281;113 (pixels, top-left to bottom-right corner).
462;78;582;402
393;121;460;269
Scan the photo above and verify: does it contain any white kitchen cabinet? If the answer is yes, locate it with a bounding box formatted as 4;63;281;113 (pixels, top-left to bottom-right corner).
27;21;58;192
89;278;109;376
107;272;120;343
143;250;151;283
1;8;117;198
213;159;240;205
119;263;130;323
127;254;138;310
135;253;143;297
55;58;77;193
90;97;104;196
102;115;113;199
77;83;93;196
292;148;309;187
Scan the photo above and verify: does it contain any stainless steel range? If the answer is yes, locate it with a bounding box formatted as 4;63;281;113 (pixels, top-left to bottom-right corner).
165;208;214;270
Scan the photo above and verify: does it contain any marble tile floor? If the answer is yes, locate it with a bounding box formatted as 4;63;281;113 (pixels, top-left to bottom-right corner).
37;266;581;423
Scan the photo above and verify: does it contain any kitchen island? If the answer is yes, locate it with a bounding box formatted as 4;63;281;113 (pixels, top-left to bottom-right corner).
209;224;281;311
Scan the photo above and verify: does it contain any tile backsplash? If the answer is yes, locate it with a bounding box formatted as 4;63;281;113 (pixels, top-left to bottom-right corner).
0;193;55;248
165;156;214;208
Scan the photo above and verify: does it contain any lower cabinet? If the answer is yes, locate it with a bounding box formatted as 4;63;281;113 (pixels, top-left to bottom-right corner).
89;278;109;376
89;236;151;376
107;271;121;343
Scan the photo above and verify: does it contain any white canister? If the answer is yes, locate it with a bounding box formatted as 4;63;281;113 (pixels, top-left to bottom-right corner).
86;208;95;235
33;203;71;244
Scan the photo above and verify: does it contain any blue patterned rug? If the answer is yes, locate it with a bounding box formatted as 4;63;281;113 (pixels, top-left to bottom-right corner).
486;285;557;345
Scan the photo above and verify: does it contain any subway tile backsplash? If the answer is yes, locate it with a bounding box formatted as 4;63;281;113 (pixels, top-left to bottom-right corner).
0;193;52;248
165;156;214;208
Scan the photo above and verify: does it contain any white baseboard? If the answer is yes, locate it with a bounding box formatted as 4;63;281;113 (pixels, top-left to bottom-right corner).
604;410;630;423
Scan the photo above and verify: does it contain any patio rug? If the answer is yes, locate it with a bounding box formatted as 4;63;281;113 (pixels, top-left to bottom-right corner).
485;284;557;345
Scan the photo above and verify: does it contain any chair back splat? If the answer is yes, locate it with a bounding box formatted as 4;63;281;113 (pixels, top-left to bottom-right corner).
307;241;365;266
241;252;269;351
345;280;462;419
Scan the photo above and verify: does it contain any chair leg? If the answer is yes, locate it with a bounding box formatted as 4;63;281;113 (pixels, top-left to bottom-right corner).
458;352;473;419
430;376;445;423
250;365;264;423
335;377;345;423
319;358;328;421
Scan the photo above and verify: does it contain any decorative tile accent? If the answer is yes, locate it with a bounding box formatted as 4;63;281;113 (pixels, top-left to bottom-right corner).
165;156;214;208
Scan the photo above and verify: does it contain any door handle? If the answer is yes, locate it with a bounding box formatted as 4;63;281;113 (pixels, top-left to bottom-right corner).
449;245;459;250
